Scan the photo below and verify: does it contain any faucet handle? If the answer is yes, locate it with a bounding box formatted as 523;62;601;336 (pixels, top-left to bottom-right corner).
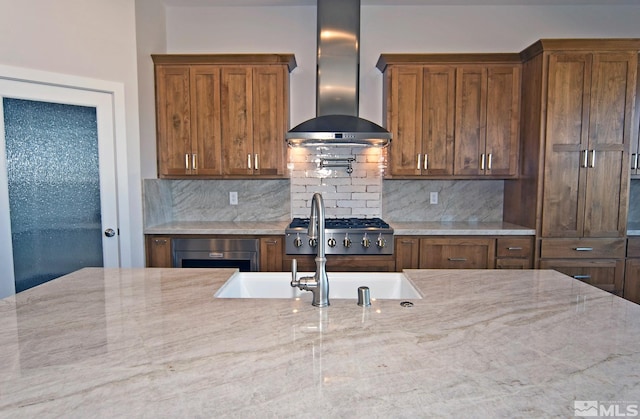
291;258;299;287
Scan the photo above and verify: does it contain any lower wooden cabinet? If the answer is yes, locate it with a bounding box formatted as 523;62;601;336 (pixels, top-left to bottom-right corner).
260;236;283;272
283;255;396;272
539;238;626;296
394;235;533;270
146;235;172;268
624;238;640;304
419;237;495;269
540;259;625;296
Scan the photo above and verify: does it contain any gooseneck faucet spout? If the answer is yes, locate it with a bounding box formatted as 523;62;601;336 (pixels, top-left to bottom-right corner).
290;193;329;307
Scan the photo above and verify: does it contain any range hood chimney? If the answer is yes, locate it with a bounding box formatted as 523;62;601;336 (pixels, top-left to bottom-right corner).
285;0;391;147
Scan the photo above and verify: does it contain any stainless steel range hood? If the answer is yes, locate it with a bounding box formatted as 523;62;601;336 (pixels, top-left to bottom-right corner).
286;0;391;147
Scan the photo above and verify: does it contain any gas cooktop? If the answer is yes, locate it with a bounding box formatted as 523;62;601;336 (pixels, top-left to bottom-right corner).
288;217;391;230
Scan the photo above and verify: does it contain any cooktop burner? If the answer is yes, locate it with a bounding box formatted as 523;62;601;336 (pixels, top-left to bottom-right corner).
288;217;390;230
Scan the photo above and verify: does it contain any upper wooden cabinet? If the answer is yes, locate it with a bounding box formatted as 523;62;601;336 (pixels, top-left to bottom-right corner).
377;54;521;179
153;54;296;179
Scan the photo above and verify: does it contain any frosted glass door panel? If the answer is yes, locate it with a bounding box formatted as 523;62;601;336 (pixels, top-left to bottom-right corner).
4;98;103;292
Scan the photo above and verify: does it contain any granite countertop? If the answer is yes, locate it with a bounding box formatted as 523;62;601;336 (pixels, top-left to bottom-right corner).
1;268;639;417
144;220;536;236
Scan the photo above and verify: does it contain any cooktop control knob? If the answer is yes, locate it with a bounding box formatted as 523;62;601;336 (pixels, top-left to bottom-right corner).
362;234;371;248
293;234;303;247
309;238;317;247
343;235;352;248
376;234;386;249
328;237;337;247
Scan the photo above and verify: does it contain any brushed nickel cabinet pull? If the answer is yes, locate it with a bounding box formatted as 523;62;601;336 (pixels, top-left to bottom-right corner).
255;154;259;170
633;153;639;170
424;153;428;170
487;153;492;170
480;153;485;170
573;275;591;280
589;150;596;168
154;239;167;245
448;257;467;262
192;154;197;170
574;247;593;251
185;153;190;170
417;154;422;170
507;247;523;251
582;149;588;168
247;154;252;170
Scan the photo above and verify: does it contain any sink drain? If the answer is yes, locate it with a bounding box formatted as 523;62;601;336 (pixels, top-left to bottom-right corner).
400;301;414;308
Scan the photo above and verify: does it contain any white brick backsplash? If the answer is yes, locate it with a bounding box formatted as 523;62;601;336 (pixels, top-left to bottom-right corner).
290;148;383;218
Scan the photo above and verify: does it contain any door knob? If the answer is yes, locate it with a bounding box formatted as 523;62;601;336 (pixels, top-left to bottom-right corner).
104;228;116;237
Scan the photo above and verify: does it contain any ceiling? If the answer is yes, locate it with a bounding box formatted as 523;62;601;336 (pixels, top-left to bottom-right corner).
162;0;640;6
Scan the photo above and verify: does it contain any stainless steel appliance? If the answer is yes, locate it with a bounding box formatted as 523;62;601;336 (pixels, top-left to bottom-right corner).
173;238;259;271
285;217;393;256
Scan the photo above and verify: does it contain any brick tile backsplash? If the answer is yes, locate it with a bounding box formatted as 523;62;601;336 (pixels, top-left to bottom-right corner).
288;146;386;218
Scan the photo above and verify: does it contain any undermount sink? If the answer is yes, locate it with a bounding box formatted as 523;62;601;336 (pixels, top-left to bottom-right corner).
214;271;423;300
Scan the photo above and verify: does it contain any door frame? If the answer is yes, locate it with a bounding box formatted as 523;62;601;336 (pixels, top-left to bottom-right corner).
0;64;131;298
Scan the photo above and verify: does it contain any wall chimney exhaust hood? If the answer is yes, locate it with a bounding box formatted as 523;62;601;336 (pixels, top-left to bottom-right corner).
286;0;391;147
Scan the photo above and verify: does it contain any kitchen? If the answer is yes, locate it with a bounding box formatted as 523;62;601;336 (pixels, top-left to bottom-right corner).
2;0;640;416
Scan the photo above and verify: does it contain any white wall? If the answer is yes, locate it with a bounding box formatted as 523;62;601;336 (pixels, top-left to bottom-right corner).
0;0;145;267
165;4;640;128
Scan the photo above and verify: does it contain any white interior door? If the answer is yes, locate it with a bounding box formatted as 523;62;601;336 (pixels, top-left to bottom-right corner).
0;78;120;297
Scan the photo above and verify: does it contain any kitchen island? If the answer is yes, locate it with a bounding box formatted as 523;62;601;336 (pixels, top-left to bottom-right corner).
1;268;639;417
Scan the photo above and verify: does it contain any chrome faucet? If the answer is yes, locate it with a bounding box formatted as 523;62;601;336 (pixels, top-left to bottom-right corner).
291;193;329;307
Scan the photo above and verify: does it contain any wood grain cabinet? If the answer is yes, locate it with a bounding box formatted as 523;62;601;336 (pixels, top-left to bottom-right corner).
146;235;172;268
624;238;640;303
504;40;640;296
152;54;296;179
260;236;283;272
495;237;533;269
377;54;520;179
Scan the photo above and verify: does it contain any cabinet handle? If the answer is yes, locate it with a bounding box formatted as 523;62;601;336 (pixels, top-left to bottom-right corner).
633;153;639;170
185;154;190;170
154;239;167;245
400;240;415;244
247;154;252;170
574;247;593;251
480;153;486;170
448;257;467;262
507;247;523;251
582;149;588;168
573;275;591;280
254;154;259;171
416;154;422;170
265;240;278;244
192;154;197;170
487;153;492;170
424;153;428;170
589;150;596;168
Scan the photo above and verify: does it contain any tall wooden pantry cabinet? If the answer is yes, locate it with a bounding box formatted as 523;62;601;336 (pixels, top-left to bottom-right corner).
504;39;640;296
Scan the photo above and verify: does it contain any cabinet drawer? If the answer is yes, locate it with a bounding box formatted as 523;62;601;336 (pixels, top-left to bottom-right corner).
496;237;532;258
627;237;640;258
540;238;625;259
540;259;624;296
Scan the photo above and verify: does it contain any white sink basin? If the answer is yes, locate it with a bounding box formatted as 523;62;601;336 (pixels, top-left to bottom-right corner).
214;271;422;300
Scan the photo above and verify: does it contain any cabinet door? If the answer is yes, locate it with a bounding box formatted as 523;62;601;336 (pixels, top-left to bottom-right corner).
419;237;495;269
395;236;420;271
221;66;254;176
484;66;520;177
156;65;192;177
191;66;223;176
260;236;283;272
252;66;287;177
422;66;455;176
387;66;424;176
454;66;486;176
540;259;625;296
624;258;640;304
146;236;172;268
583;53;635;237
542;53;592;238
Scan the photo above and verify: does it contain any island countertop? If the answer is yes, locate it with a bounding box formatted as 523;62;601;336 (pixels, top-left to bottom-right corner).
1;268;639;417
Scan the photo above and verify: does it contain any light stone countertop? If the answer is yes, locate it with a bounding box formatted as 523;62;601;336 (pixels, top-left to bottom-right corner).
1;267;639;417
144;220;535;236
